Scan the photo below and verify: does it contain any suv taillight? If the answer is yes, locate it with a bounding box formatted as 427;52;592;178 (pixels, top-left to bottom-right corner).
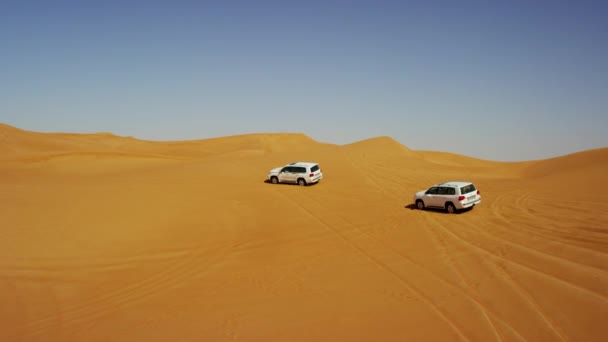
458;196;465;201
309;173;314;177
477;190;480;194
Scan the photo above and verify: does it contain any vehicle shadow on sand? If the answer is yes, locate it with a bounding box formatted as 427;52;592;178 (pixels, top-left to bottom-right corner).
263;179;320;186
404;203;473;215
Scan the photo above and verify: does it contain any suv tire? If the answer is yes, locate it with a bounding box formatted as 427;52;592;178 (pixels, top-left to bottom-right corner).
416;200;425;210
271;176;278;184
446;202;457;214
297;178;307;186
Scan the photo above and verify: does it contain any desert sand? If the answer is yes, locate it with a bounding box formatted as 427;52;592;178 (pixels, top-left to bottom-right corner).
1;122;607;341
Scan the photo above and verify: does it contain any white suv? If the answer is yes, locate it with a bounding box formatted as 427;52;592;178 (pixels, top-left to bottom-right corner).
268;162;323;186
413;181;481;213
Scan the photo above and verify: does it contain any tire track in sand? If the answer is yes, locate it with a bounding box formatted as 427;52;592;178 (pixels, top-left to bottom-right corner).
426;224;504;342
398;225;527;341
16;241;234;339
435;219;574;342
298;190;529;342
472;191;608;298
0;248;197;279
343;151;404;202
273;188;472;342
490;190;608;254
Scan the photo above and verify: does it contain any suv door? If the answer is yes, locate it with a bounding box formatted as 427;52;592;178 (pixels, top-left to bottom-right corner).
295;167;307;183
436;187;450;207
279;166;293;183
424;187;439;207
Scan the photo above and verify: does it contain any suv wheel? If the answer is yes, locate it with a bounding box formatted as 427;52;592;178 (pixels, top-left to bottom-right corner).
271;176;278;184
297;178;307;186
416;200;425;210
446;202;457;214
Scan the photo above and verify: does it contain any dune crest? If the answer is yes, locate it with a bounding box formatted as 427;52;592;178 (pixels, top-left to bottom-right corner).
0;122;24;132
343;135;411;150
522;147;608;178
0;124;325;161
341;135;418;161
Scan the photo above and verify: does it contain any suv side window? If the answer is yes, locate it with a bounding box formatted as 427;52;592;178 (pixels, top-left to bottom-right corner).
437;187;448;195
426;187;438;195
447;187;456;195
297;167;306;173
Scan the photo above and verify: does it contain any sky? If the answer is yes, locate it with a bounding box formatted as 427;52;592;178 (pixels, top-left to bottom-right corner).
1;0;607;161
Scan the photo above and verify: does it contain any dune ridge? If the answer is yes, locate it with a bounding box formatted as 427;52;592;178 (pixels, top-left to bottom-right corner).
0;124;330;161
522;147;608;177
1;123;607;341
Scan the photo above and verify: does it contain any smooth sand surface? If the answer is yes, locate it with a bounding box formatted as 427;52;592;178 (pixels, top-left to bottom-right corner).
1;123;607;341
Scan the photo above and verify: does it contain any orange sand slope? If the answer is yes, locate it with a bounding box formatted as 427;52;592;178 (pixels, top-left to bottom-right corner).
1;123;607;341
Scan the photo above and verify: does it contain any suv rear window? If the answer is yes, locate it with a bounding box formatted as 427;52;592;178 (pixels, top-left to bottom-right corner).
460;184;477;195
311;165;320;172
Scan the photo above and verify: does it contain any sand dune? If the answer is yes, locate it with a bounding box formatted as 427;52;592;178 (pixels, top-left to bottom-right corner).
1;123;607;341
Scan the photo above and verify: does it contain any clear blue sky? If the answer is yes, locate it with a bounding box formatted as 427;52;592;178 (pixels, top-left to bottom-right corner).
1;0;606;161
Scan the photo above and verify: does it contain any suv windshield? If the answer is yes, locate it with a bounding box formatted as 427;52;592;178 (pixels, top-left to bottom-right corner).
460;184;477;195
311;165;320;172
